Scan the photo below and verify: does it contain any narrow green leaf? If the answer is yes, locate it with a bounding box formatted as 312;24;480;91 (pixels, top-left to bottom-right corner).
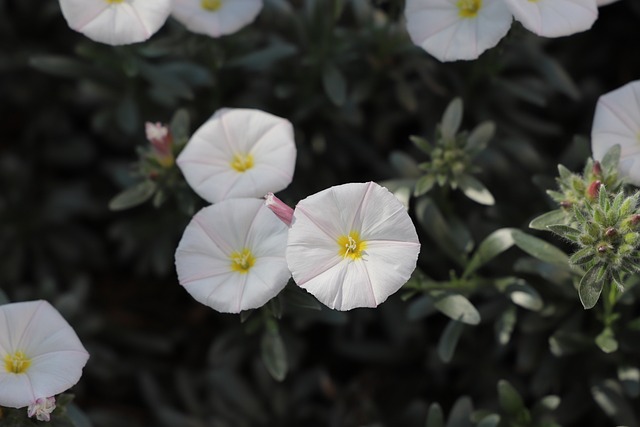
529;209;568;230
425;403;445;427
497;278;544;311
457;174;495;206
591;380;638;427
463;228;515;277
546;224;580;242
282;286;321;311
322;63;347;106
108;181;157;211
445;396;473;427
579;263;606;309
261;329;288;382
407;294;436;321
438;319;464;363
170;108;190;143
29;55;94;79
441;98;463;141
569;247;595;266
595;327;618;354
415;175;437;197
227;42;298;70
511;230;570;268
618;366;640;398
477;414;501;427
410;135;432;155
466;121;495;155
495;306;517;346
498;380;525;415
433;293;481;325
601;144;621;172
415;198;466;266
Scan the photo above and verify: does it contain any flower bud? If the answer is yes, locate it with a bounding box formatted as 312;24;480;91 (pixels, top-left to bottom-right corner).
264;193;294;227
592;160;602;177
597;244;610;254
586;180;601;199
28;397;56;422
560;200;572;209
145;122;174;167
604;227;617;238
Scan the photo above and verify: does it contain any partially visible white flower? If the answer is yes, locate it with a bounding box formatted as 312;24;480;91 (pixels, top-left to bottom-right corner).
175;198;291;313
28;397;56;422
0;300;89;409
591;80;640;186
177;108;296;203
58;0;173;45
172;0;263;38
286;182;421;311
597;0;620;6
404;0;512;62
502;0;598;37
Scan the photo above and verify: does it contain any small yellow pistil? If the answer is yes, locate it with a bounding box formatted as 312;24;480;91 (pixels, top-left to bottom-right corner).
201;0;223;11
456;0;482;18
105;0;125;4
4;351;31;374
230;248;256;273
230;153;254;172
337;231;367;260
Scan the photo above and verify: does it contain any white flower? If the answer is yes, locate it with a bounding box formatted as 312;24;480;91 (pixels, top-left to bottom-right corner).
172;0;263;38
286;182;421;311
175;198;291;313
28;397;56;422
404;0;513;62
0;300;89;409
177;108;296;204
502;0;598;38
58;0;172;46
591;80;640;186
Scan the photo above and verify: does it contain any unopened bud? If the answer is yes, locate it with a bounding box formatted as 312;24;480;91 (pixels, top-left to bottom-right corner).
605;227;617;238
28;397;56;422
597;244;609;254
145;122;174;167
630;214;640;226
587;180;601;199
592;161;602;177
560;200;572;209
265;193;294;227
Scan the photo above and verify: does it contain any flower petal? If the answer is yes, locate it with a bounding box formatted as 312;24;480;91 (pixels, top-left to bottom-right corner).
171;0;263;38
502;0;598;37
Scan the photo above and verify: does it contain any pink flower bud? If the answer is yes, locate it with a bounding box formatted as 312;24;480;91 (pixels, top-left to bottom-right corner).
592;161;602;177
586;180;601;199
265;193;294;227
145;122;174;167
28;397;56;422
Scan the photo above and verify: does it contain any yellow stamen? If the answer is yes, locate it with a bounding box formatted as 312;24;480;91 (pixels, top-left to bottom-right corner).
337;231;367;260
230;248;256;273
201;0;223;11
4;351;31;374
456;0;482;18
230;153;254;172
105;0;125;4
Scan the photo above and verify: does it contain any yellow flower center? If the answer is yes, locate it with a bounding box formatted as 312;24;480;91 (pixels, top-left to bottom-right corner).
201;0;223;11
105;0;125;3
230;248;256;273
456;0;482;18
4;351;31;374
337;231;367;260
230;153;254;172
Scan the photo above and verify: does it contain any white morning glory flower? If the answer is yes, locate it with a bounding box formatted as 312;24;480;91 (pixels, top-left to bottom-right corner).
58;0;173;45
172;0;263;38
0;300;89;409
502;0;598;38
404;0;513;62
286;182;421;311
175;198;291;313
177;108;296;204
591;80;640;186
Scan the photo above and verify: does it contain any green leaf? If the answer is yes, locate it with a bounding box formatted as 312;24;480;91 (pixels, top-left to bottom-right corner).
618;366;640;398
457;174;495;206
0;289;9;305
415;175;437;197
441;98;463;141
426;403;445;427
579;263;606;309
322;63;347;106
591;380;639;427
495;278;544;311
66;404;93;427
535;56;580;100
546;224;580;242
476;414;501;427
495;306;517;346
595;327;618;354
29;55;95;79
510;230;570;268
108;181;157;211
407;294;436;321
390;151;422;178
227;42;298;70
170;108;190;143
601;144;621;172
463;228;516;278
438;319;464;363
445;396;473;427
115;95;139;135
433;293;481;325
415;198;466;266
466;121;495;155
261;329;288;381
282;286;321;311
529;209;569;231
498;380;525;415
410;135;432;155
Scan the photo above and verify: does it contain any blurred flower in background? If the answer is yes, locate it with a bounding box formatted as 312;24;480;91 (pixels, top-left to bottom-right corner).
591;80;640;186
175;198;291;313
502;0;598;37
177;108;296;203
58;0;173;45
287;182;420;311
0;301;89;409
172;0;263;38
